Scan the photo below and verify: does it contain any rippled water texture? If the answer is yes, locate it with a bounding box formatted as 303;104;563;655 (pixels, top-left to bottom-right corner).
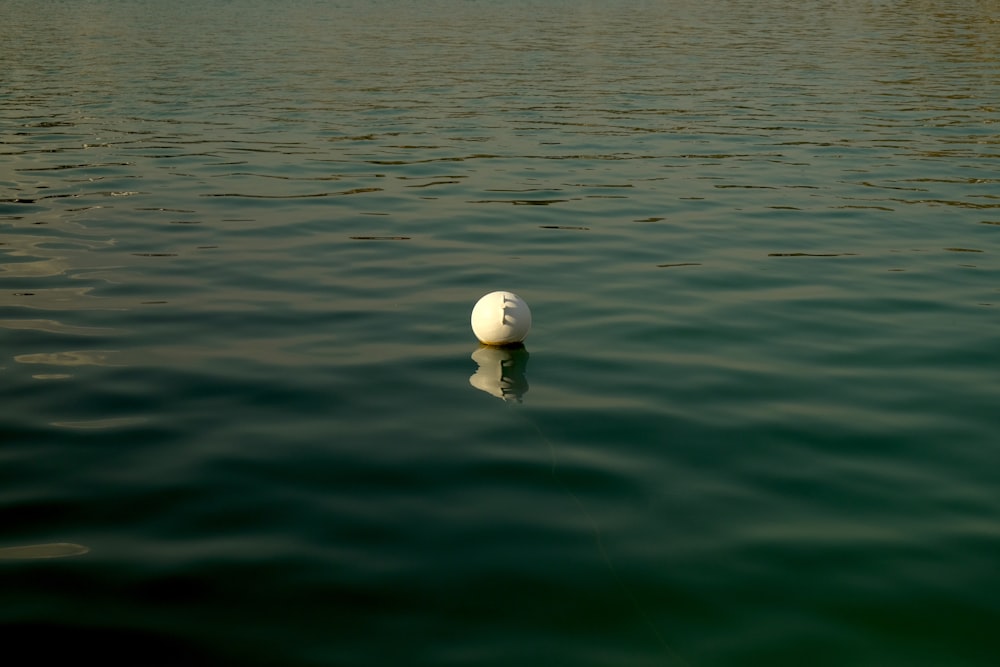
2;1;999;665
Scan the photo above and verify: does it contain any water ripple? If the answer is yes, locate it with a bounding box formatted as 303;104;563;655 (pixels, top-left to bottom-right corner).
1;1;999;666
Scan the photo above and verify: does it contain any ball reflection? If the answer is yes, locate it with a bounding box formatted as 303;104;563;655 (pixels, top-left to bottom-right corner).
469;344;529;403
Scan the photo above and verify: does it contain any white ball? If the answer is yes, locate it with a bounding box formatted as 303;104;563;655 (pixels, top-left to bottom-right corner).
471;291;532;346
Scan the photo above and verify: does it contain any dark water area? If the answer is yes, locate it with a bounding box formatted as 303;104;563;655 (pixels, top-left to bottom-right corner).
2;1;999;665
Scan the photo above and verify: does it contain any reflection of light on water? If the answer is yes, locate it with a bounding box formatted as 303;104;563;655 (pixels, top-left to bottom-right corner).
0;318;124;336
0;543;89;560
53;416;148;430
0;232;114;279
469;344;529;403
0;286;125;312
14;349;122;366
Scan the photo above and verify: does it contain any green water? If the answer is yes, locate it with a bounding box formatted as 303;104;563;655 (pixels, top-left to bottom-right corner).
2;0;999;665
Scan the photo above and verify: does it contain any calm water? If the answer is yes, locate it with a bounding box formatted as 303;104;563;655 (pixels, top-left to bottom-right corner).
2;0;999;664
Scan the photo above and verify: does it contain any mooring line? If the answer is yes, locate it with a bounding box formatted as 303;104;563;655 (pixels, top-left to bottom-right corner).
522;413;693;667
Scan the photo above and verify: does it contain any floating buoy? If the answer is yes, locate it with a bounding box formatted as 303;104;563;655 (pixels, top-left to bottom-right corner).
471;291;532;346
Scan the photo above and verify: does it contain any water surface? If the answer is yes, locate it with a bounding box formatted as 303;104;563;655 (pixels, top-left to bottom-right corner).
2;1;999;665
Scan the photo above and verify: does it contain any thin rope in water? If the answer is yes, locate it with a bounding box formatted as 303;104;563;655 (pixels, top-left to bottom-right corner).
520;410;694;667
